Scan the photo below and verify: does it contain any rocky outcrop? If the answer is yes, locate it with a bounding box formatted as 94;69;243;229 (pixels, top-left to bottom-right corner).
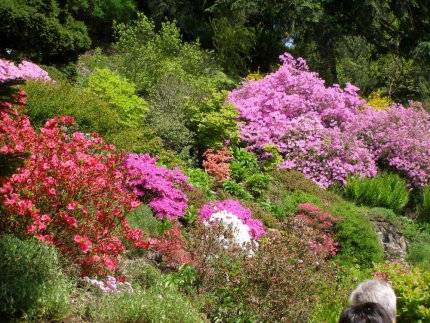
372;220;408;260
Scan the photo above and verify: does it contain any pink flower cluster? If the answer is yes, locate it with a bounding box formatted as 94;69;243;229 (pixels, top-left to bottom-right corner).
229;53;430;187
84;275;134;294
0;59;51;82
198;199;266;240
349;103;430;187
278;114;376;187
0;100;148;276
124;153;193;220
294;203;339;257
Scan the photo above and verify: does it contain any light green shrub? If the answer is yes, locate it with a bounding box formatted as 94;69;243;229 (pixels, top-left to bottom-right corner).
0;235;72;321
85;68;148;128
374;261;430;321
25;79;121;135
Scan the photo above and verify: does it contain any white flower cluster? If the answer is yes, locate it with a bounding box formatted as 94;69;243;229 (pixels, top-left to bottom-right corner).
206;210;254;249
84;275;134;294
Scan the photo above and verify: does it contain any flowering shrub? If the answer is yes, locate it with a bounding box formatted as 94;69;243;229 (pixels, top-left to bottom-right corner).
198;199;266;240
350;104;430;187
237;226;338;322
228;53;374;187
204;210;254;250
202;147;232;182
229;53;364;152
84;276;134;294
0;102;147;276
294;203;339;257
229;53;430;188
147;224;192;268
0;59;51;82
278;114;377;187
124;153;193;220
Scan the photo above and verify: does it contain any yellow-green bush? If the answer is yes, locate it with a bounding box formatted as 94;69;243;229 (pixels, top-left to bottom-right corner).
374;261;430;321
366;89;392;110
85;68;148;128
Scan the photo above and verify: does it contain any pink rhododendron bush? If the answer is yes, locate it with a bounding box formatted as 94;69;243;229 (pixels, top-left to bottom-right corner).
198;199;266;242
229;53;430;188
0;97;148;276
349;103;430;187
124;153;193;220
0;58;51;82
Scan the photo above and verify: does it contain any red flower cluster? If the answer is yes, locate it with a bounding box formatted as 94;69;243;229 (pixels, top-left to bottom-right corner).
294;203;339;257
148;224;191;268
202;147;232;182
0;97;148;276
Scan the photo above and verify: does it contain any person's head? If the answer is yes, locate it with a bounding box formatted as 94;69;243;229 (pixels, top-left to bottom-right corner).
349;279;396;322
339;302;392;323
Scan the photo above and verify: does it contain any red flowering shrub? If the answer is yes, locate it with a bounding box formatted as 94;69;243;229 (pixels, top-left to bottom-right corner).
0;100;147;276
294;203;339;257
148;224;192;268
202;147;232;182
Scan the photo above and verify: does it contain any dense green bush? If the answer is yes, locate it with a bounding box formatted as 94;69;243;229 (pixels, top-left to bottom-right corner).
24;79;157;152
25;79;121;135
0;235;72;321
114;13;219;95
342;172;410;213
0;0;90;65
85;68;148;128
418;184;430;222
333;202;384;268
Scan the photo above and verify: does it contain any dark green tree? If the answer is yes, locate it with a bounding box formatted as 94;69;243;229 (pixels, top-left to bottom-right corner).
0;0;91;66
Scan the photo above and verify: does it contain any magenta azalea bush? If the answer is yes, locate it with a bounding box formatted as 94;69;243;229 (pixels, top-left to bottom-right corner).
198;199;266;240
229;53;430;188
124;153;193;220
350;103;430;188
0;59;51;82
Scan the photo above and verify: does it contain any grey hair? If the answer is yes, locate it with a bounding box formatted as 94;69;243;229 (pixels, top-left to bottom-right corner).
350;279;397;321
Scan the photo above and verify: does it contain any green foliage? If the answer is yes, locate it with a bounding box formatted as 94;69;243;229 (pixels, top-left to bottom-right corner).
0;235;72;321
25;79;121;135
374;262;430;321
114;13;218;95
186;89;240;152
333;202;384;268
126;204;162;237
225;148;271;199
24;79;156;153
221;180;253;200
342;172;410;213
270;169;341;204
87;285;202;322
182;168;215;198
86;68;148;128
261;144;283;171
65;0;137;44
0;0;90;65
418;184;430;222
211;17;256;74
